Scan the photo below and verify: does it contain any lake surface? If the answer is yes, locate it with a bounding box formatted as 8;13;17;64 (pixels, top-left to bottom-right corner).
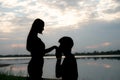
0;55;120;80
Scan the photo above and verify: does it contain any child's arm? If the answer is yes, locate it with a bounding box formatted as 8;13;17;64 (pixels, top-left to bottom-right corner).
55;47;62;78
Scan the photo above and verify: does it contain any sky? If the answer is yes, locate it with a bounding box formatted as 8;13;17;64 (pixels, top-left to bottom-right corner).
0;0;120;55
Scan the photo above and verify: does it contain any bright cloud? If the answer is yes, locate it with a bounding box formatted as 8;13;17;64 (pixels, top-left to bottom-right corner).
0;11;17;33
11;44;25;48
0;0;120;31
101;42;111;46
0;22;16;33
86;42;111;49
0;38;9;40
95;0;120;21
0;0;18;8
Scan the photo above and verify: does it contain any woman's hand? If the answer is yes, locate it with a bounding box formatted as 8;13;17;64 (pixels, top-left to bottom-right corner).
45;45;58;53
53;46;58;50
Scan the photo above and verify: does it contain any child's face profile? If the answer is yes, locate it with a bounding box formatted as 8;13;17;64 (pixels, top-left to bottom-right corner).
59;43;68;53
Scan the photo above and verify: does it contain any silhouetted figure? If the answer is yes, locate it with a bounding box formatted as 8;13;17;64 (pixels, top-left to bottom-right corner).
26;18;56;80
55;36;78;80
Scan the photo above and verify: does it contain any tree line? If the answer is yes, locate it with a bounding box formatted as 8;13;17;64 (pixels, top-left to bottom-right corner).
0;50;120;57
75;49;120;55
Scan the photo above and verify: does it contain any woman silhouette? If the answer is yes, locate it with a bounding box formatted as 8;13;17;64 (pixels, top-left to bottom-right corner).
26;18;56;80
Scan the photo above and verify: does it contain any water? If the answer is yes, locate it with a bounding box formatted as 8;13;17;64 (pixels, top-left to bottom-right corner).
0;55;120;80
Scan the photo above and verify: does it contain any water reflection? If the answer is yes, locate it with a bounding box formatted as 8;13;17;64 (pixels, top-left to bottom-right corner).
0;56;120;80
77;56;120;60
77;58;120;80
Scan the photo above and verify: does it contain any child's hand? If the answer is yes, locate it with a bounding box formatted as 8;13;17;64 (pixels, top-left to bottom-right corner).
55;47;62;59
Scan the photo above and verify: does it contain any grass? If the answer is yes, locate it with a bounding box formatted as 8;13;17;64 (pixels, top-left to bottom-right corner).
0;67;61;80
0;73;62;80
0;73;26;80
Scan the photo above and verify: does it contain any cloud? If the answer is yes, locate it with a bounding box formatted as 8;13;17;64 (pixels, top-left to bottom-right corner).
0;38;9;40
86;42;111;49
0;0;18;8
0;0;120;54
0;11;18;33
0;22;16;33
104;6;120;14
0;0;120;31
95;0;120;20
101;42;111;46
11;44;25;48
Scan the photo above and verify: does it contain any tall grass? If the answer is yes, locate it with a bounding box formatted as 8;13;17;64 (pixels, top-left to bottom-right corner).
0;73;26;80
0;67;27;80
0;69;61;80
0;73;62;80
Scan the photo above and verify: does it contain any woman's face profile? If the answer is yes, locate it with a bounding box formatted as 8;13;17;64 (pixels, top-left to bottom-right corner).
38;26;44;34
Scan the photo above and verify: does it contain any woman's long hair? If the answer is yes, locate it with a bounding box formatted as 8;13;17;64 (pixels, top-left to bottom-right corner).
26;18;44;52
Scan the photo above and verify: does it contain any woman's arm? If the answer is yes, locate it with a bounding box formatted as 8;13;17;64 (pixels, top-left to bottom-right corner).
45;46;57;54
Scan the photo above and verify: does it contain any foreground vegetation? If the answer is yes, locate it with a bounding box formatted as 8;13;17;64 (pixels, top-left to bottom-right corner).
0;73;61;80
0;73;26;80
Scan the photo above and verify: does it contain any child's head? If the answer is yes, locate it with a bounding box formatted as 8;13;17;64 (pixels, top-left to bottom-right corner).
58;36;74;53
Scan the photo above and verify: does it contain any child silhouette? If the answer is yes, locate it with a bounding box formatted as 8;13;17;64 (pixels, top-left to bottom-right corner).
56;36;78;80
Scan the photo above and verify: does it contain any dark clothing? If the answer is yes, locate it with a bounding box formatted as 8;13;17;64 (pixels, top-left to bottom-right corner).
27;37;45;80
62;54;78;80
28;58;44;80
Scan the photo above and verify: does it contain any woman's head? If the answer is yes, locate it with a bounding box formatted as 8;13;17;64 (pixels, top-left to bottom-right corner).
31;18;45;34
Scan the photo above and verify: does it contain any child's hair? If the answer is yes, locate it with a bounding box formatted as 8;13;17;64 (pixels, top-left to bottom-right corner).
59;36;74;49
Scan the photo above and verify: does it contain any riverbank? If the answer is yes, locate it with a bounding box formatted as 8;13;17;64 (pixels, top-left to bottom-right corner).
0;73;26;80
0;63;61;80
0;64;10;67
0;74;62;80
